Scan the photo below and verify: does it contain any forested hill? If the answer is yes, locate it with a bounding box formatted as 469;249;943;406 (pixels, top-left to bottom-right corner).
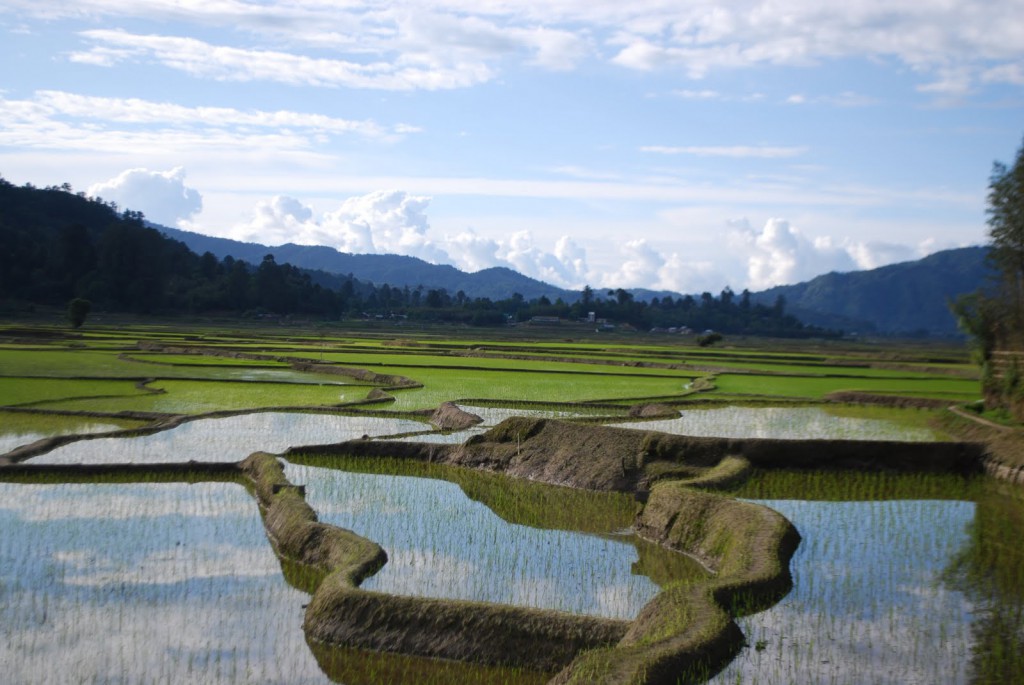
159;225;577;302
0;179;379;316
750;246;991;336
0;178;831;336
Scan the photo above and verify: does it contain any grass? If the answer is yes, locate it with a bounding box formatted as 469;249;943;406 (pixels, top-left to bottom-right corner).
710;372;980;401
377;366;693;410
32;379;366;414
0;377;152;407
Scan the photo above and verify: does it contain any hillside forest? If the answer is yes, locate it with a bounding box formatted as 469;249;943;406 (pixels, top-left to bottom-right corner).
0;176;834;336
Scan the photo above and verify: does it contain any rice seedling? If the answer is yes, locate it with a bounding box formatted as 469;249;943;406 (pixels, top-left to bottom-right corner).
284;459;675;620
611;405;943;442
0;480;333;684
0;411;146;455
711;373;980;401
705;471;1023;685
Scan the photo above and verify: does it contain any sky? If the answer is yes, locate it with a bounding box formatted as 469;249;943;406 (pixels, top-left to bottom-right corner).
1;1;1022;295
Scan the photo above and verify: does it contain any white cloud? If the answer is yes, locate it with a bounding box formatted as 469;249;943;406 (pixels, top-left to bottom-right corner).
729;218;856;289
231;190;451;263
230;195;319;245
726;217;944;289
31;90;407;139
601;239;730;295
606;239;666;288
500;230;592;286
73;29;495;91
846;241;921;270
227;191;598;288
0;91;413;159
88;167;202;226
672;89;722;100
444;228;505;272
4;0;1020;95
321;190;450;262
642;145;808;158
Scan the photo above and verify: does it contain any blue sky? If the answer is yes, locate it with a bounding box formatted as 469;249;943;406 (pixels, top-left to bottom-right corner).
1;1;1022;294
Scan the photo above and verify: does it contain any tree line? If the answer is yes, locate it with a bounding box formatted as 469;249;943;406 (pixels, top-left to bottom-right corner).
0;176;835;336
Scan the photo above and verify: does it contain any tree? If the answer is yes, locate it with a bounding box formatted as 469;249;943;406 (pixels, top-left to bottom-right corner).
986;137;1024;340
950;137;1024;418
67;298;91;328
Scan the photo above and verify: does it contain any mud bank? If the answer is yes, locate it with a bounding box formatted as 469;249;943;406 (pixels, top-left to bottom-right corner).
553;482;800;685
285;417;988;682
291;417;986;492
239;452;624;674
418;401;483;430
938;408;1024;485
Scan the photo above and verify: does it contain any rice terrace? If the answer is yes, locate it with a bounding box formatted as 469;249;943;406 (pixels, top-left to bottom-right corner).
1;320;1021;684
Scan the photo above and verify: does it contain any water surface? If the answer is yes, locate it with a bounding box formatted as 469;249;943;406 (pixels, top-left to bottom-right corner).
287;462;665;620
29;413;430;464
707;497;977;684
613;406;939;441
0;481;331;684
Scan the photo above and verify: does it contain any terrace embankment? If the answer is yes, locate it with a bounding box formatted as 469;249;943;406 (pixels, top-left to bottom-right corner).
553;483;800;685
239;451;626;674
938;408;1024;485
291;417;987;682
294;417;986;492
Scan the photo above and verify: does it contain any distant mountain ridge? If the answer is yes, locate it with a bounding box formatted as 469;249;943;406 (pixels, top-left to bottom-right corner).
158;226;577;302
749;246;990;336
159;224;988;337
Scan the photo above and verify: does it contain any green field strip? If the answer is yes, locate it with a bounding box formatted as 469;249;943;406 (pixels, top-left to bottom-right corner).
0;377;153;407
372;365;693;410
712;373;980;401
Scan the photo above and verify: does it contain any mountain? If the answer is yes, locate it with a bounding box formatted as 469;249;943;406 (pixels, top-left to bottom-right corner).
159;225;990;336
157;226;578;302
750;246;991;336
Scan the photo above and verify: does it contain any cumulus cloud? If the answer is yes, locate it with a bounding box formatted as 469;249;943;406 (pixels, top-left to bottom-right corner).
229;191;599;288
444;228;504;272
728;218;855;289
727;218;938;290
500;231;593;285
321;190;450;262
600;240;730;295
231;196;318;246
87;167;202;226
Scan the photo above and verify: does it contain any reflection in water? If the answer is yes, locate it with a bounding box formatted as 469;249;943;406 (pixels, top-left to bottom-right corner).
0;482;332;684
29;413;431;464
0;421;126;455
707;498;977;685
287;462;663;620
612;406;939;441
943;482;1024;684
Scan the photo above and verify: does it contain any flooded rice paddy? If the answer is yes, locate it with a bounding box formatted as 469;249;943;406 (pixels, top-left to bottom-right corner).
0;481;332;684
28;413;431;465
706;471;1024;685
5;408;1021;683
0;417;133;455
710;497;976;684
613;406;941;441
286;462;665;620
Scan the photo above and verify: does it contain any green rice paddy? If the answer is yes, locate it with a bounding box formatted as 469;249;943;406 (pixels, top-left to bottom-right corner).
0;321;1018;685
